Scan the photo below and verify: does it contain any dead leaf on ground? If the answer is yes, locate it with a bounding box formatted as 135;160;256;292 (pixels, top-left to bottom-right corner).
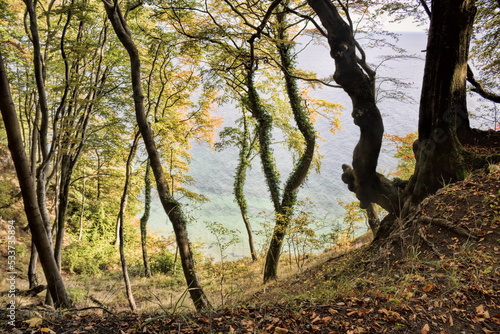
25;317;43;327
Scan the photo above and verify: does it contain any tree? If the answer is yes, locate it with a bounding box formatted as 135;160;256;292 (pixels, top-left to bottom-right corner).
101;0;211;311
0;51;72;308
262;1;317;282
307;0;499;238
116;132;140;311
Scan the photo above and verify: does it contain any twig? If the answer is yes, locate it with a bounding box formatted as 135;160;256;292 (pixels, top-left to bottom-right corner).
417;226;443;258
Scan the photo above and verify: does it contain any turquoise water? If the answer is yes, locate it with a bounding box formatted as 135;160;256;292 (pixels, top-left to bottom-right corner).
146;32;430;259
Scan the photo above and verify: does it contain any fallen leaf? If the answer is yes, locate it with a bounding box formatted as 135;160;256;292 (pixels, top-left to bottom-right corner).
321;316;333;323
422;283;436;293
25;317;43;327
40;328;56;334
328;308;338;314
475;305;490;322
274;327;289;334
421;323;430;334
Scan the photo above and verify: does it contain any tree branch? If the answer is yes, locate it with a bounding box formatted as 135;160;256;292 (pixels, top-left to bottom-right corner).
467;65;500;103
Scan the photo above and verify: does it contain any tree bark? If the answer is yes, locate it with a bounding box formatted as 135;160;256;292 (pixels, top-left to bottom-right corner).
102;0;211;311
407;0;477;204
117;132;140;311
0;52;72;308
140;160;152;277
307;0;402;215
28;237;39;289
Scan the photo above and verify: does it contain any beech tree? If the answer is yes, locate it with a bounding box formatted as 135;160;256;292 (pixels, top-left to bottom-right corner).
307;0;499;238
101;0;211;311
0;52;72;308
163;0;341;281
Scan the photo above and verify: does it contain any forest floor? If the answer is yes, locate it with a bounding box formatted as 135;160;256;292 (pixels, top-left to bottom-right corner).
2;161;500;333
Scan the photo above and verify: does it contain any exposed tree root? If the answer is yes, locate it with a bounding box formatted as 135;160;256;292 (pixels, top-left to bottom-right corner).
417;215;477;240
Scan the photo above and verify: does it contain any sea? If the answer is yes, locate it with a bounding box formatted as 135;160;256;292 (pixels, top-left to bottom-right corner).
144;32;491;260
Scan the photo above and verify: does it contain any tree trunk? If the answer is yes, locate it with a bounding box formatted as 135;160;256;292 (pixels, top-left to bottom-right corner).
234;113;257;261
263;7;317;283
0;52;72;309
102;0;211;311
140;160;152;277
54;155;71;269
117;133;140;311
407;0;477;204
366;203;380;235
28;237;39;289
308;0;402;216
78;172;86;241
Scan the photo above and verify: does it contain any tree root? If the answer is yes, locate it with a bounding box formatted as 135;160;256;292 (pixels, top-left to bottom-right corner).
417;215;477;240
417;226;444;258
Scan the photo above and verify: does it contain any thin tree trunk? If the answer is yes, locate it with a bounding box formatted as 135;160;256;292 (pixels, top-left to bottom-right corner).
78;171;86;241
28;237;39;289
117;132;140;311
140;160;152;277
263;7;316;283
0;52;71;308
54;155;71;268
102;0;210;311
234;114;257;261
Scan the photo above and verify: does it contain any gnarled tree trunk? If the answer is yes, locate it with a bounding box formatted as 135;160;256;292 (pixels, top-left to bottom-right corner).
307;0;402;217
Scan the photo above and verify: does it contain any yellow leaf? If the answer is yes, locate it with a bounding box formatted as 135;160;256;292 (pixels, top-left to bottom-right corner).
25;317;43;327
421;323;430;334
40;328;56;334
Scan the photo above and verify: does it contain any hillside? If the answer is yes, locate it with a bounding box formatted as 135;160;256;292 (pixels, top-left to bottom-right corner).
2;163;499;333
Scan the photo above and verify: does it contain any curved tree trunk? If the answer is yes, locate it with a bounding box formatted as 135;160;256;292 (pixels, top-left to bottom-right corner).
308;0;402;216
263;7;317;282
102;1;210;311
0;52;72;309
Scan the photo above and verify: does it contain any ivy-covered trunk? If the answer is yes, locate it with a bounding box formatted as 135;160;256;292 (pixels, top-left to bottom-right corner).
234;114;258;261
263;7;316;283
